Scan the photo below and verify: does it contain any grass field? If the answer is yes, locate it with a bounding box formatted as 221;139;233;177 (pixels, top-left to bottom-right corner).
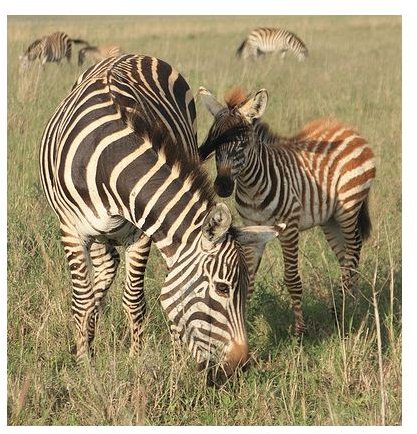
7;15;401;425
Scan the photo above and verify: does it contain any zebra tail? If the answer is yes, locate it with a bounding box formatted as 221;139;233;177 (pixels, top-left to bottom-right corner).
236;40;247;58
358;198;372;241
71;38;89;45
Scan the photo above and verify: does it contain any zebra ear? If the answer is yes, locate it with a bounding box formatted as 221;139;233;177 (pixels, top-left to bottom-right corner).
238;89;268;122
202;203;232;248
236;223;286;245
199;86;224;117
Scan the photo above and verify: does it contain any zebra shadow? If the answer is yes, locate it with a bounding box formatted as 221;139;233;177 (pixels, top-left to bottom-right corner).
245;276;394;362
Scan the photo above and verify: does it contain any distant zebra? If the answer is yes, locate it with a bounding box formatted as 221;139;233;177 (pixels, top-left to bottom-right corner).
236;27;308;61
20;31;88;70
39;55;283;377
78;44;124;66
199;87;376;336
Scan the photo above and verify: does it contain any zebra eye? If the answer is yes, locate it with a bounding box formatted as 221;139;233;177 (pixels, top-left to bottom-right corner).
215;282;230;297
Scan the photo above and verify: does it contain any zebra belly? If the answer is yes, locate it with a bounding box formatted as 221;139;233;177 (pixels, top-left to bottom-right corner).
236;203;278;226
72;211;143;247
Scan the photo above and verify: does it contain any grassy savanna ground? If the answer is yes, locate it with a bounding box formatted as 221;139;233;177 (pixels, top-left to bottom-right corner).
7;16;401;425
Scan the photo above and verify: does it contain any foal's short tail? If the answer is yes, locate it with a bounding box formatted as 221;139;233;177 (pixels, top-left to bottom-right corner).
358;198;372;241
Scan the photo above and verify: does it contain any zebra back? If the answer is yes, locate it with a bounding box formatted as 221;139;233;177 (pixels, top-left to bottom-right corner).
73;54;197;157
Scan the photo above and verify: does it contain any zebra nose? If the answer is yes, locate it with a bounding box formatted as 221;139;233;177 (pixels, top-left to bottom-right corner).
214;175;234;197
223;340;249;375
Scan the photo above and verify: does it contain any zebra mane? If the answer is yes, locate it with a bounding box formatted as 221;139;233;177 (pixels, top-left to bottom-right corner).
119;103;216;206
224;87;249;109
253;120;290;147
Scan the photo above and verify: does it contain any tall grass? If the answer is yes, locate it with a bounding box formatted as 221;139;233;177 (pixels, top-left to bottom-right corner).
7;15;401;425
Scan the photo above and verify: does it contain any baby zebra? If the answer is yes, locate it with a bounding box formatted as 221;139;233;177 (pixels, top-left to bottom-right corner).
19;31;88;70
236;27;308;62
78;44;124;66
199;87;376;336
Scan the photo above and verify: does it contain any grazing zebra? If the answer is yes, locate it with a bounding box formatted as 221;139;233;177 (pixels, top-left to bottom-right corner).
39;54;284;377
19;31;88;70
78;44;124;66
198;87;376;336
236;27;308;62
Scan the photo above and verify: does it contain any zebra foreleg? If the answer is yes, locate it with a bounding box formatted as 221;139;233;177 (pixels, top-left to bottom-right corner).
280;228;305;336
88;242;120;354
122;234;152;356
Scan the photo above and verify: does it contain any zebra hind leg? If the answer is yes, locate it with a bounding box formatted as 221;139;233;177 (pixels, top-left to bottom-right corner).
326;209;364;329
60;225;96;362
280;229;305;337
336;210;363;299
321;219;348;324
88;242;120;356
122;233;152;356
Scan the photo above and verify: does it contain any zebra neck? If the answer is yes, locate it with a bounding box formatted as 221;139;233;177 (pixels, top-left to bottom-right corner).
236;136;286;205
150;198;209;268
116;148;210;268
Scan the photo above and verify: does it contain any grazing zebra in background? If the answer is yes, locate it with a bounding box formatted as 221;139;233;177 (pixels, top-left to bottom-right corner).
78;44;124;66
199;87;376;336
20;31;88;70
236;27;308;62
39;54;284;377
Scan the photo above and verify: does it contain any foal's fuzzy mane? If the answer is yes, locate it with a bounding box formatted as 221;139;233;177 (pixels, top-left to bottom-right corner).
224;87;249;109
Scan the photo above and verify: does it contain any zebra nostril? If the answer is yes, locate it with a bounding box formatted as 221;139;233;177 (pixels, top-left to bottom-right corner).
214;176;234;198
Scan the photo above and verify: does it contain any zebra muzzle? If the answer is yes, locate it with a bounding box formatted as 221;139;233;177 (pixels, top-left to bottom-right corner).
222;340;250;375
214;175;235;198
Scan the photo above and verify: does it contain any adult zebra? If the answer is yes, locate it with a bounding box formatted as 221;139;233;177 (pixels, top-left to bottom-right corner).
39;55;284;377
19;31;88;70
199;87;376;336
78;44;124;67
236;27;308;62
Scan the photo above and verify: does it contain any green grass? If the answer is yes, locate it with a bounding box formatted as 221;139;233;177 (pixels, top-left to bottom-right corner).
7;15;401;425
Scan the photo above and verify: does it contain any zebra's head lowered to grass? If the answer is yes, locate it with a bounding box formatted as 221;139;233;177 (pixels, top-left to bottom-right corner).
198;86;268;197
160;199;285;380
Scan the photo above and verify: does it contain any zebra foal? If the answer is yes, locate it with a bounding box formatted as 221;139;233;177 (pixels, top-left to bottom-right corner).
199;87;376;335
20;31;88;70
236;27;308;62
39;55;284;378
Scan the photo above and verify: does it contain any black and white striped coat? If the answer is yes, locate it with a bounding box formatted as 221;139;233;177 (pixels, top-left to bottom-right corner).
236;27;308;61
20;31;88;69
39;55;282;376
199;87;376;336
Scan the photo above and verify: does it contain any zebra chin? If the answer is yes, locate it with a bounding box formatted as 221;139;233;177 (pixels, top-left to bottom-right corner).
214;175;235;198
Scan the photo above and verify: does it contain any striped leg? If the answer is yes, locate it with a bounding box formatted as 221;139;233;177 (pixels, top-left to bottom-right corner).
243;243;266;300
87;242;120;351
322;217;345;264
322;218;348;320
122;234;152;356
280;227;304;336
336;210;363;297
66;47;72;63
60;224;95;361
